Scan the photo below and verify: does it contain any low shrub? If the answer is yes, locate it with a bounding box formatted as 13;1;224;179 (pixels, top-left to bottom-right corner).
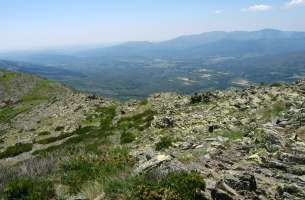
139;99;148;106
55;126;65;131
0;143;33;159
60;157;99;193
130;171;206;200
190;93;202;104
262;101;286;121
270;82;284;87
37;131;51;136
120;131;136;144
35;132;74;144
59;147;133;194
155;136;173;151
117;109;155;131
218;130;244;141
4;178;55;200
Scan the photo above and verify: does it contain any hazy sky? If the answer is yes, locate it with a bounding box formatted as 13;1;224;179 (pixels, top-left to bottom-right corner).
1;0;305;51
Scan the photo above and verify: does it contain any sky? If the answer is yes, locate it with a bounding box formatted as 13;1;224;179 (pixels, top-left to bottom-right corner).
1;0;305;51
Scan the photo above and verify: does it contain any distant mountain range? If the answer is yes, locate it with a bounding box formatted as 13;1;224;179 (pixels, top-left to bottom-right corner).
2;29;305;62
0;29;305;99
77;29;305;59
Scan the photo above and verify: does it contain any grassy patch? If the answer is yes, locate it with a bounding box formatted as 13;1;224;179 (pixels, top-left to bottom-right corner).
37;131;51;136
0;143;33;159
117;109;155;131
55;126;65;131
177;148;208;164
120;130;136;144
34;132;74;144
0;100;44;124
270;82;285;87
32;105;117;155
0;106;25;124
0;71;16;82
59;146;133;194
21;80;53;102
4;178;55;200
219;130;244;141
128;170;206;200
139;99;148;106
155;136;173;151
116;109;155;145
262;101;286;121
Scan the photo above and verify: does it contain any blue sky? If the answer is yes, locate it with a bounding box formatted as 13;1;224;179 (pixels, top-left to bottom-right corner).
1;0;305;51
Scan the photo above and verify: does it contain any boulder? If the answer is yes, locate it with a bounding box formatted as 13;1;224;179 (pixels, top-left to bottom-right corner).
224;173;257;192
154;116;174;128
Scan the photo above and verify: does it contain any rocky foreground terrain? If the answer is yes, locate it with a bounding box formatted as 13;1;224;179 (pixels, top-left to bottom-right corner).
0;69;305;200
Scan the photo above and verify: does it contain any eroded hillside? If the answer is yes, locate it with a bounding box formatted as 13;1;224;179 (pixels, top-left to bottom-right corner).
0;69;305;200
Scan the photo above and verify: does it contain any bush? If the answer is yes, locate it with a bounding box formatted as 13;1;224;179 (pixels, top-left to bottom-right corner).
270;82;284;87
117;109;155;131
55;126;65;131
60;157;98;193
130;171;206;200
4;178;55;200
120;131;136;144
35;132;74;144
216;130;244;141
262;101;286;121
139;99;148;106
0;143;33;159
155;136;173;151
59;147;133;194
37;131;51;136
190;93;202;104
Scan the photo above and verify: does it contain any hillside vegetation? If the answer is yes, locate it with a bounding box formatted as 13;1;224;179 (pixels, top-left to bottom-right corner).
0;69;305;199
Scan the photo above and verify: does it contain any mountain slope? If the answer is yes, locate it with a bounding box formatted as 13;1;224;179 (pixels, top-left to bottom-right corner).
0;59;85;79
1;70;305;199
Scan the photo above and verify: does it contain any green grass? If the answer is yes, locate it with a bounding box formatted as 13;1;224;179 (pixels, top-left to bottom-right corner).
0;106;27;124
0;71;16;82
32;105;117;156
155;136;173;151
116;109;155;145
128;170;206;200
30;105;138;196
120;131;136;144
262;101;286;121
21;80;53;102
117;109;155;131
26;106;158;197
54;126;65;131
270;82;285;87
219;130;244;141
0;143;33;159
34;132;74;144
4;178;55;200
139;99;148;106
37;131;51;136
209;129;244;142
0;78;61;124
59;146;133;194
0;100;45;124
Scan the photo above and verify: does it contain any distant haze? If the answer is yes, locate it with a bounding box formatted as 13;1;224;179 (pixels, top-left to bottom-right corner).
1;0;305;51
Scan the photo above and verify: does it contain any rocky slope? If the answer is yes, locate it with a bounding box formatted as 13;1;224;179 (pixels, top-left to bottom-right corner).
0;69;305;200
